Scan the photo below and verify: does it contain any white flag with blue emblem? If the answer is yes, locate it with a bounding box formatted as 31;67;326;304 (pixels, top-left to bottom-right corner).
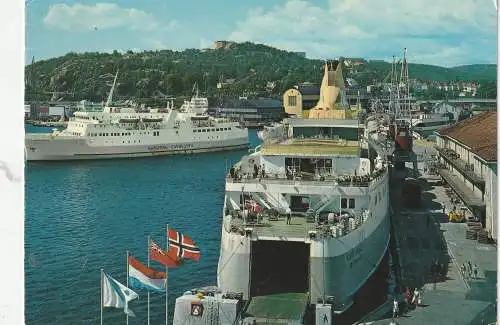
102;272;139;317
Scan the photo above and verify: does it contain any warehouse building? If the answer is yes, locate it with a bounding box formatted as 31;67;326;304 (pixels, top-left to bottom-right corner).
435;111;497;241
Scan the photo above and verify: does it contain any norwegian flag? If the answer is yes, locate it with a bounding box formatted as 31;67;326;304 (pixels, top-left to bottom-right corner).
244;199;262;213
167;228;201;262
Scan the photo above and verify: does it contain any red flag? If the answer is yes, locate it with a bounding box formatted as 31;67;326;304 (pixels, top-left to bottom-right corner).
150;240;181;268
167;228;201;261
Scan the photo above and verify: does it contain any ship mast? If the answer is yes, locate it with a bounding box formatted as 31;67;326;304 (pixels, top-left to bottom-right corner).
397;48;411;129
105;70;119;108
389;55;399;116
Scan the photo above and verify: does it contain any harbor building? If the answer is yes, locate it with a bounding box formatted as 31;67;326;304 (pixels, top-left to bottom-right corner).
434;111;497;242
209;97;284;127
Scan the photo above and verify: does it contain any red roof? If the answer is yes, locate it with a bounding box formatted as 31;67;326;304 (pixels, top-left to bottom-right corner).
436;111;497;162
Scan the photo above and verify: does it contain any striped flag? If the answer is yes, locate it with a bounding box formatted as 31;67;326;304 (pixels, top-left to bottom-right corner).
167;228;201;261
128;255;167;293
102;271;138;316
150;239;181;268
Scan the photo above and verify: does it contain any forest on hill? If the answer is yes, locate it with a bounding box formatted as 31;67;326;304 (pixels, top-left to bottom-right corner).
25;42;497;103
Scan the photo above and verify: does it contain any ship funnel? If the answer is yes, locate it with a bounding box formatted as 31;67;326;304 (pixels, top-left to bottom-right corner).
308;60;350;119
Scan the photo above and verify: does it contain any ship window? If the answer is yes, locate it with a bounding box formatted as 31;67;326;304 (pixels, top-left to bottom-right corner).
99;133;102;136
202;129;206;132
216;128;220;131
229;128;232;130
349;198;355;209
341;198;347;209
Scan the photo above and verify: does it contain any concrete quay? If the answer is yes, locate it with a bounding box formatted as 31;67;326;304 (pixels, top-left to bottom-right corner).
355;152;497;324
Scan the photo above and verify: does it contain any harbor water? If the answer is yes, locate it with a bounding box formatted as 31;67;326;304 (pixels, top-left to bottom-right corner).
25;125;390;325
25;125;259;325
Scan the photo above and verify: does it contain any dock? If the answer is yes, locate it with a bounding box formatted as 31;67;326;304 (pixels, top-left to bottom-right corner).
356;144;497;325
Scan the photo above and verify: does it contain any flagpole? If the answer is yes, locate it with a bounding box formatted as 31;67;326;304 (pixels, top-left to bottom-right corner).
148;236;151;325
100;268;103;325
166;224;169;325
126;251;129;325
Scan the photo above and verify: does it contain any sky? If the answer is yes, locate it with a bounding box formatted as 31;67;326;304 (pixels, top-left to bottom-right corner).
26;0;498;67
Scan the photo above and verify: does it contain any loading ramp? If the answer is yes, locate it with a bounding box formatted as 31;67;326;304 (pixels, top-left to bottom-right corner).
243;293;309;325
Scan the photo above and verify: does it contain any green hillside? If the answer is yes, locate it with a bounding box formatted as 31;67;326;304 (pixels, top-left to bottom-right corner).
25;42;497;103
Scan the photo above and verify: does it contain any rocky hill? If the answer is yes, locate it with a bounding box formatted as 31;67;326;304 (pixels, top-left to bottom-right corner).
25;42;497;103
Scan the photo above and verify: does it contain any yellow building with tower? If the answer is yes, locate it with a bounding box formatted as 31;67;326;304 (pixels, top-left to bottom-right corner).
283;60;361;119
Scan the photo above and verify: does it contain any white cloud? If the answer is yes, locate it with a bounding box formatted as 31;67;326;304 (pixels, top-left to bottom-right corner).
229;0;496;66
43;3;177;32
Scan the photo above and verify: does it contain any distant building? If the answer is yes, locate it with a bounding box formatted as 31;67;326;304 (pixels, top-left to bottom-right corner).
209;97;284;127
435;111;497;242
214;40;235;50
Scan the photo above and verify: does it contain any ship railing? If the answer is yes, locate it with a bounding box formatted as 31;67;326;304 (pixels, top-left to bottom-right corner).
225;209;372;239
226;168;387;188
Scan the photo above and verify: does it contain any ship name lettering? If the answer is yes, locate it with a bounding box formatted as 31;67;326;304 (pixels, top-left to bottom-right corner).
147;144;194;152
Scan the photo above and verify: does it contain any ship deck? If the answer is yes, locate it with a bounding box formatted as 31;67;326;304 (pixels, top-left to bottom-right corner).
244;292;309;322
229;214;316;239
260;139;359;156
228;211;366;240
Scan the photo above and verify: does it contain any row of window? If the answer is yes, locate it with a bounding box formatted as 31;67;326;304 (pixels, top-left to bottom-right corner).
89;132;133;137
193;127;232;133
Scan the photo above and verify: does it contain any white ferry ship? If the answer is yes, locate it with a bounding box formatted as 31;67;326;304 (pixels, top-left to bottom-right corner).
25;75;248;161
173;61;392;325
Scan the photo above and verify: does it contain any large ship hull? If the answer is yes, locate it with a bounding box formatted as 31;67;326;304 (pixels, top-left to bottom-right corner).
25;134;248;161
217;173;390;313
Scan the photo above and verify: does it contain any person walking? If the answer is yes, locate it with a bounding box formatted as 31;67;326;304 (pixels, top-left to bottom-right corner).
392;298;399;318
473;263;479;279
412;288;420;306
403;287;411;313
286;213;291;225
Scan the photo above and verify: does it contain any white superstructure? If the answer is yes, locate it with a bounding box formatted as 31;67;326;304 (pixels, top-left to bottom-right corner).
173;61;391;325
25;75;248;161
